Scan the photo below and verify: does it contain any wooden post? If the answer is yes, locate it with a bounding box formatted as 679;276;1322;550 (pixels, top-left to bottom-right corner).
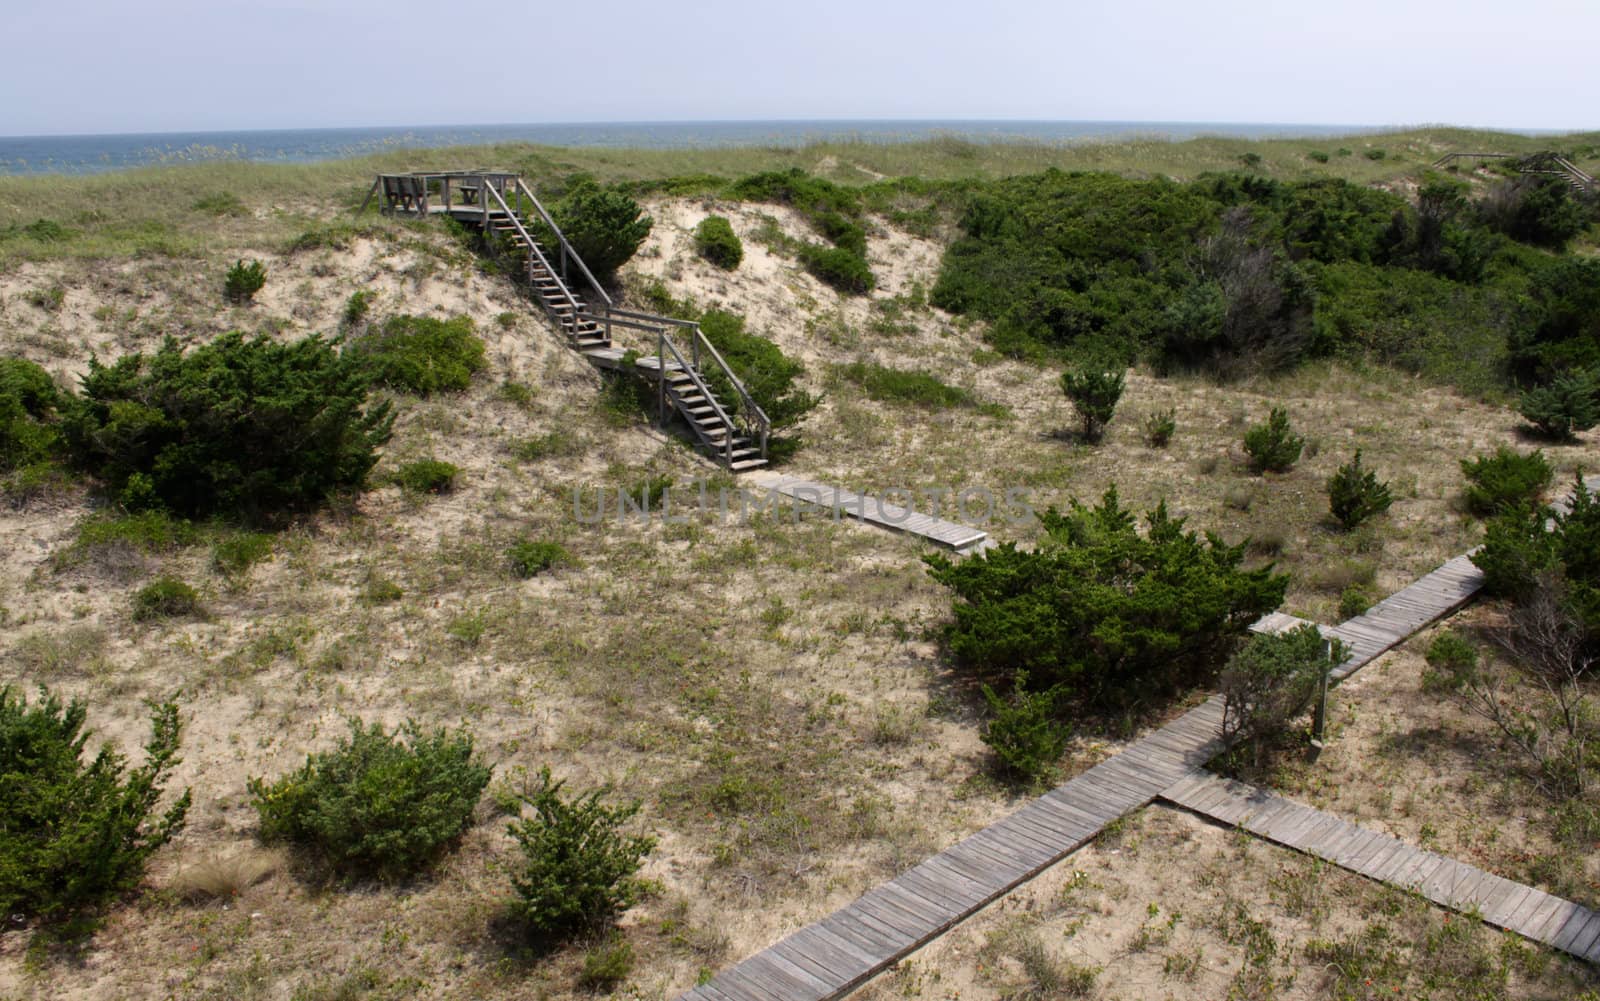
657;329;667;425
1308;638;1331;761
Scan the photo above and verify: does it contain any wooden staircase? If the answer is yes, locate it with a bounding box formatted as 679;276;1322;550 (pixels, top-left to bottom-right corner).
369;172;769;471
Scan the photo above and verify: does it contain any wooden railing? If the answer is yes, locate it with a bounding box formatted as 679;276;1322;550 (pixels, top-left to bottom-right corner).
512;178;612;313
479;183;587;323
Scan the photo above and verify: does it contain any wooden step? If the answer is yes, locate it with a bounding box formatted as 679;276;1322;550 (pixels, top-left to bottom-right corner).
730;458;769;471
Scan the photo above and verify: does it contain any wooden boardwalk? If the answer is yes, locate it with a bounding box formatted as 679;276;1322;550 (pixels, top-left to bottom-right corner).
745;472;991;552
1162;770;1600;962
676;698;1226;1001
1325;554;1483;681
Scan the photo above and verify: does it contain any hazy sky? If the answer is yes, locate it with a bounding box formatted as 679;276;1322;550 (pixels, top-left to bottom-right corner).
3;0;1595;136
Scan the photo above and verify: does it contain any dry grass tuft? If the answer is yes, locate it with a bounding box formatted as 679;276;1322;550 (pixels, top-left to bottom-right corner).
168;848;278;903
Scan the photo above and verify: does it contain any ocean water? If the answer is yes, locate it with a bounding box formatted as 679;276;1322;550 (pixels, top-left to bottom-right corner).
0;120;1382;176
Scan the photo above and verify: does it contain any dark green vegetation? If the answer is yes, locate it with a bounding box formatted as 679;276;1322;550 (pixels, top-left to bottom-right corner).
925;488;1287;713
346;314;486;396
979;672;1070;784
1326;451;1393;530
727;170;875;293
693;215;742;270
1461;446;1552;515
223;259;266;304
834;361;1004;415
926;167;1599;403
1059;366;1124;442
0;689;189;929
1473;476;1600;634
0;357;65;492
507;539;571;579
1519;369;1599;440
507;767;656;938
62;333;394;522
1243;407;1305;473
249;718;491;880
544;177;653;282
392;458;459;495
1219;625;1347;765
131;577;201;621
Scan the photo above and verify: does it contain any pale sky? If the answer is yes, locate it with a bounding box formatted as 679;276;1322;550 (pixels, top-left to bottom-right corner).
2;0;1595;136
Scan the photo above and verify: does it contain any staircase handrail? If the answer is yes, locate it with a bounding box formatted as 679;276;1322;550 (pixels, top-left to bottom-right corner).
480;183;583;317
659;329;738;466
1552;155;1595;186
512;178;613;311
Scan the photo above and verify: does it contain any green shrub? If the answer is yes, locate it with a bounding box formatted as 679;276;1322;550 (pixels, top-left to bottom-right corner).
1339;584;1374;619
224;259;266;304
249;718;491;879
545;177;652;282
507;767;656;937
361;577;404;605
980;672;1070;783
1219;625;1345;761
834;361;1001;414
696;308;821;444
1326;451;1393;529
1143;408;1176;447
1060;366;1124;442
508;539;570;578
1243;407;1304;473
75;511;196;554
132;577;200;621
925;487;1288;709
346;315;486;396
797;243;874;294
1472;502;1557;599
579;937;635;991
62;332;393;521
1519;370;1599;440
212;532;274;577
341;290;373;330
693;215;743;270
1460;446;1552;516
393;459;458;494
1480;176;1590;250
1363;149;1386;161
0;357;64;473
1308;151;1331;163
1422;629;1478;692
0;689;190;927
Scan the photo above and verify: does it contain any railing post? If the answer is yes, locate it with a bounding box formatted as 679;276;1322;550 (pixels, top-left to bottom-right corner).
657;329;666;425
560;242;568;282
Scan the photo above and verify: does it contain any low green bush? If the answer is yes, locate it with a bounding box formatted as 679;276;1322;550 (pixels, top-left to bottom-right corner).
508;539;570;578
0;689;190;927
346;315;486;396
1243;407;1304;473
835;361;999;413
63;332;393;521
579;937;636;991
543;177;653;282
980;671;1070;784
1422;629;1478;692
925;487;1288;709
507;767;656;937
212;532;274;577
341;290;373;330
75;511;197;554
798;243;874;295
132;577;200;621
224;259;266;304
1143;408;1176;447
1220;625;1346;763
1460;446;1552;516
1326;451;1393;529
696;308;821;446
1519;370;1599;440
693;215;742;270
1060;366;1124;442
249;718;491;879
393;459;458;494
0;357;64;474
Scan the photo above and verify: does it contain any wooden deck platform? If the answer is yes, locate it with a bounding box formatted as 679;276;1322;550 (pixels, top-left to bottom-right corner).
744;472;991;552
1162;770;1600;962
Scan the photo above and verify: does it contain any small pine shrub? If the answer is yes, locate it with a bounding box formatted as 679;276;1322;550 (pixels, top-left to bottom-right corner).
507;767;656;937
212;532;273;577
545;177;653;281
625;474;673;511
1339;584;1374;619
1243;407;1305;473
0;689;190;926
346;315;486;396
132;577;200;621
1326;451;1393;529
224;259;266;304
1422;629;1478;692
393;459;458;494
508;539;570;579
1060;367;1125;442
1142;408;1176;447
1519;371;1599;440
63;332;393;521
1308;151;1331;163
1460;446;1552;516
1;357;64;473
980;672;1070;783
341;290;373;330
249;718;491;879
693;215;743;270
579;937;636;991
1364;148;1386;161
797;243;875;295
1220;625;1345;754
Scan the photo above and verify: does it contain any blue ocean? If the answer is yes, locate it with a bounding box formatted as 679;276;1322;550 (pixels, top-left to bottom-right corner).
0;120;1388;176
